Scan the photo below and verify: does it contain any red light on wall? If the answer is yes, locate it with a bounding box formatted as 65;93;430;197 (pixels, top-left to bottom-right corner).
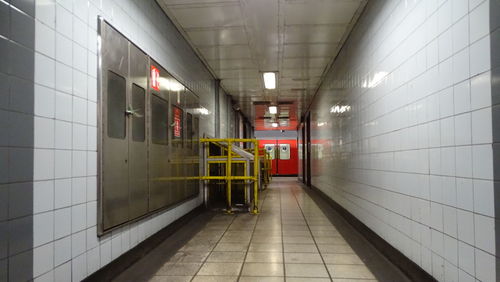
151;65;160;91
173;106;182;138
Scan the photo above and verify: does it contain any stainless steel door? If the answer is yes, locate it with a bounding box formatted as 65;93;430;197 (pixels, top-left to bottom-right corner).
99;19;203;234
149;62;172;211
128;44;148;218
101;22;130;230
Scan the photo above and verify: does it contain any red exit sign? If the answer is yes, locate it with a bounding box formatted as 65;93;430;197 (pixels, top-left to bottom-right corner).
173;106;181;138
151;65;160;91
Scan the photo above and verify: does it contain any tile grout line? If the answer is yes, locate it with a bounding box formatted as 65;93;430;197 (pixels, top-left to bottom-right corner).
236;187;267;281
280;183;287;281
290;184;335;281
188;213;237;281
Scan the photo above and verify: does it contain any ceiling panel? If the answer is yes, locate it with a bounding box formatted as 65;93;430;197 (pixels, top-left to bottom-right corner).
169;4;243;28
284;0;362;25
222;78;261;87
165;0;238;5
198;45;252;60
282;57;331;69
159;0;367;126
216;68;260;79
284;25;346;44
282;68;325;78
208;59;257;70
283;43;337;58
280;77;321;85
186;27;248;46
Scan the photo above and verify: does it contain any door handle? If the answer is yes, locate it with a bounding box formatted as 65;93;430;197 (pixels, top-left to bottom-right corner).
125;106;143;117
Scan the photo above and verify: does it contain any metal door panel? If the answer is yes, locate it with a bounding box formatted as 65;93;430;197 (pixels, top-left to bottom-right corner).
192;116;200;196
184;91;194;199
101;21;130;230
128;44;148;218
184;91;200;198
149;62;172;211
170;90;185;203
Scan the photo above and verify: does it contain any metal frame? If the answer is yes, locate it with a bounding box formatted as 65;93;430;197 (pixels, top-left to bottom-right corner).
97;17;201;235
200;138;260;214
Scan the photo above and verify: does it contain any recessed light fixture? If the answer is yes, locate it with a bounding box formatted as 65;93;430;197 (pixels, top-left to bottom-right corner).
263;72;276;89
268;105;278;114
271;122;278;128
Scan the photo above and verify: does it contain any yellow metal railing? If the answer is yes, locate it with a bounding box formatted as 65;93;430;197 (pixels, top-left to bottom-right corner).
200;138;260;214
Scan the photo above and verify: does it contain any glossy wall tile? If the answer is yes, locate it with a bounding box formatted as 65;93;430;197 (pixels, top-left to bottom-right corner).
306;0;497;281
0;0;35;281
30;0;216;280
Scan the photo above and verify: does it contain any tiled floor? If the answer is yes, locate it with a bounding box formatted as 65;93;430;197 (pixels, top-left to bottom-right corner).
147;178;379;282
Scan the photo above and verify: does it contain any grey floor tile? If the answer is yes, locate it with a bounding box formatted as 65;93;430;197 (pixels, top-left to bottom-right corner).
287;278;331;282
332;278;378;282
239;277;285;282
197;262;242;276
206;251;246;262
222;231;253;238
245;252;283;263
241;263;284;277
282;225;309;231
251;235;282;243
283;236;314;244
253;230;282;237
284;252;323;264
327;264;376;279
318;244;354;254
309;225;338;231
148;275;192;282
322;254;364;265
281;230;311;237
167;251;210;263
214;242;249;252
314;236;347;244
249;243;283;252
312;230;341;237
283;243;318;253
285;263;329;278
192;275;238;282
178;245;214;252
156;263;202;276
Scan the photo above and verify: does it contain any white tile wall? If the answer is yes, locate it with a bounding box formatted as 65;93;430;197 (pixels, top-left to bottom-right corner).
32;0;213;280
308;0;496;281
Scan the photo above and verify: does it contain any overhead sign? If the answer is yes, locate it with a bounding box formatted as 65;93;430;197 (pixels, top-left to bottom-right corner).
151;65;160;91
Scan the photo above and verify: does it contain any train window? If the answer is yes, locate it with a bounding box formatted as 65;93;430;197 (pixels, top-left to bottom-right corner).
186;113;193;149
131;84;145;142
151;95;168;145
107;71;126;139
279;144;290;160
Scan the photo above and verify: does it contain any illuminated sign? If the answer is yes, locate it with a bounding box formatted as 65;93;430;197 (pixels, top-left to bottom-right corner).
151;65;160;91
173;106;182;138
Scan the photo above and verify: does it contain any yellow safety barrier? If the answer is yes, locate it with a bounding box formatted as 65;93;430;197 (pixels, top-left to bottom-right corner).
200;138;260;214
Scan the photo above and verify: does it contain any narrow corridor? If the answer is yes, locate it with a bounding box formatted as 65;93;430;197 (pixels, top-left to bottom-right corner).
115;178;410;282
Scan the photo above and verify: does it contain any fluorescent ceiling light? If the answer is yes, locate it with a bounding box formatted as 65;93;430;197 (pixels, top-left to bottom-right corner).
271;122;278;128
263;72;276;89
159;77;185;92
330;105;351;114
268;105;278;114
362;71;388;88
